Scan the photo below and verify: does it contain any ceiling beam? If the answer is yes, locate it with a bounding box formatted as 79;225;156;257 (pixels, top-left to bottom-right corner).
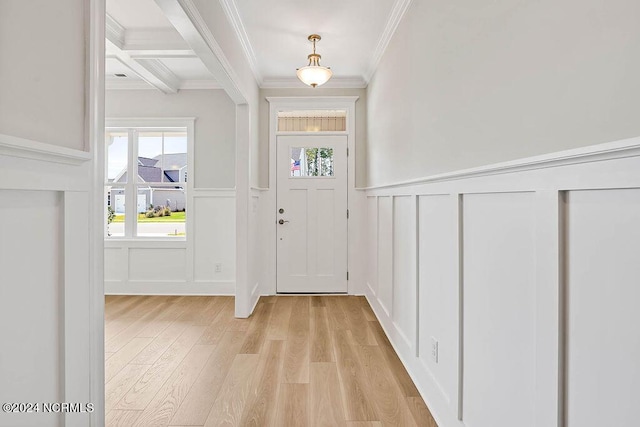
106;14;180;94
153;0;247;104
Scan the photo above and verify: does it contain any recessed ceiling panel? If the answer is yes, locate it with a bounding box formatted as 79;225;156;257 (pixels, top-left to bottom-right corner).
107;0;173;29
159;58;215;81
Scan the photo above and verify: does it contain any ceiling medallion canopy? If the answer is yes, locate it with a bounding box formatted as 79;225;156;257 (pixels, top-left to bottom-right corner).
296;34;333;88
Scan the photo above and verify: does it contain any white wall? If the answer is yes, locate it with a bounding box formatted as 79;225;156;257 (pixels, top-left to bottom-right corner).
106;89;236;188
0;0;86;150
104;90;237;295
366;0;640;187
364;138;640;427
0;0;100;424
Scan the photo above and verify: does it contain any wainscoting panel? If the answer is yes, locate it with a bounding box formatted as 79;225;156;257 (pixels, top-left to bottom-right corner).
392;195;417;350
193;195;236;282
0;190;63;427
105;190;236;295
462;192;536;427
565;189;640;427
366;195;378;296
377;196;394;316
362;137;640;427
417;194;457;406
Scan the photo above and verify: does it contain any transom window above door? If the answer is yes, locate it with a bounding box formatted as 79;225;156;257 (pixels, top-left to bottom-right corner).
277;110;346;132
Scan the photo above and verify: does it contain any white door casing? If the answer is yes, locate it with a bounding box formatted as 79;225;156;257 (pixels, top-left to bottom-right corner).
276;135;348;293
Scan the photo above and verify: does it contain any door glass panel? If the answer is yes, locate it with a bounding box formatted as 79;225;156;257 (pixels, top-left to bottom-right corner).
290;147;334;177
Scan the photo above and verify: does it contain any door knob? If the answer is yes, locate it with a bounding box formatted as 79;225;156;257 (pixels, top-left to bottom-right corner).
278;219;289;225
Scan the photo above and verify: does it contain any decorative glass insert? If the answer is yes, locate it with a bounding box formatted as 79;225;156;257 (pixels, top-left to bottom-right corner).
291;147;334;177
278;110;346;132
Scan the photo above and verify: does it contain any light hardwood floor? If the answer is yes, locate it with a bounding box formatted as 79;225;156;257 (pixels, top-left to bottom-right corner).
105;295;438;427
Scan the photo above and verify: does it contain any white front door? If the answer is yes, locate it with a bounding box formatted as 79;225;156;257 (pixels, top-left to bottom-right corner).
276;135;348;293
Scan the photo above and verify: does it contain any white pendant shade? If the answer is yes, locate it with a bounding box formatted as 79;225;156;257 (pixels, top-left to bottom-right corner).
296;34;332;88
296;66;333;88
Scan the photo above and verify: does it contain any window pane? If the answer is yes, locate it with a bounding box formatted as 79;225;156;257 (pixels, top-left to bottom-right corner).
291;147;334;177
106;131;128;182
138;132;188;183
138;133;163;183
136;186;186;237
106;187;125;237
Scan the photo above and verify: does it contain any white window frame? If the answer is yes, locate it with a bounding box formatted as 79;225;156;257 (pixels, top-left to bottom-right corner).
105;118;195;240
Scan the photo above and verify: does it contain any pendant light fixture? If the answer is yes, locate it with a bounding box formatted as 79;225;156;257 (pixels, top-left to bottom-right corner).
296;34;332;88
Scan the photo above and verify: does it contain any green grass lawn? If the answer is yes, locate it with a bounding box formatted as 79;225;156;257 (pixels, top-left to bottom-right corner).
112;211;186;223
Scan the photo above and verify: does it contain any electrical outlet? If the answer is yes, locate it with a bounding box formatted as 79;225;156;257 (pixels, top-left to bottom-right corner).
431;337;439;363
215;263;222;273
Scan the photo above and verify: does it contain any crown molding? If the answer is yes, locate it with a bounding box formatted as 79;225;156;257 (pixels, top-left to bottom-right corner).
218;0;263;85
261;76;367;89
364;0;413;83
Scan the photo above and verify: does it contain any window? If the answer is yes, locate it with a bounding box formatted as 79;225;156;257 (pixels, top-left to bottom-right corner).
290;147;334;177
277;110;346;132
105;127;188;238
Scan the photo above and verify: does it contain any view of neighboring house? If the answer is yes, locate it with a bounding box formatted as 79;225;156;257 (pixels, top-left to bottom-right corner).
109;153;187;214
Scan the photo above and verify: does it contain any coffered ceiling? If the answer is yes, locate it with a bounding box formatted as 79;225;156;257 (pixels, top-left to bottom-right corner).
105;0;412;91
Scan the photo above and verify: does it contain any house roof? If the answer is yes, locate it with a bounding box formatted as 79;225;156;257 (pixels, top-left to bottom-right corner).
138;156;158;167
154;153;187;170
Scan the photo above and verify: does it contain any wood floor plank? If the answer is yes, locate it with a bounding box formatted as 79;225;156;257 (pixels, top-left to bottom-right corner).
311;296;326;307
170;331;247;425
105;409;142;426
105;298;173;352
266;296;294;340
276;383;309;426
357;345;417;426
133;344;216;427
105;363;151;410
129;320;189;365
323;296;350;331
333;330;378;421
310;362;347;427
105;337;154;383
238;340;285;426
115;325;207;410
197;297;236;345
191;296;229;326
368;321;421;397
346;422;383;426
340;296;377;346
310;307;333;362
202;353;261;427
240;302;274;354
406;396;439;427
359;298;377;322
283;297;310;383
